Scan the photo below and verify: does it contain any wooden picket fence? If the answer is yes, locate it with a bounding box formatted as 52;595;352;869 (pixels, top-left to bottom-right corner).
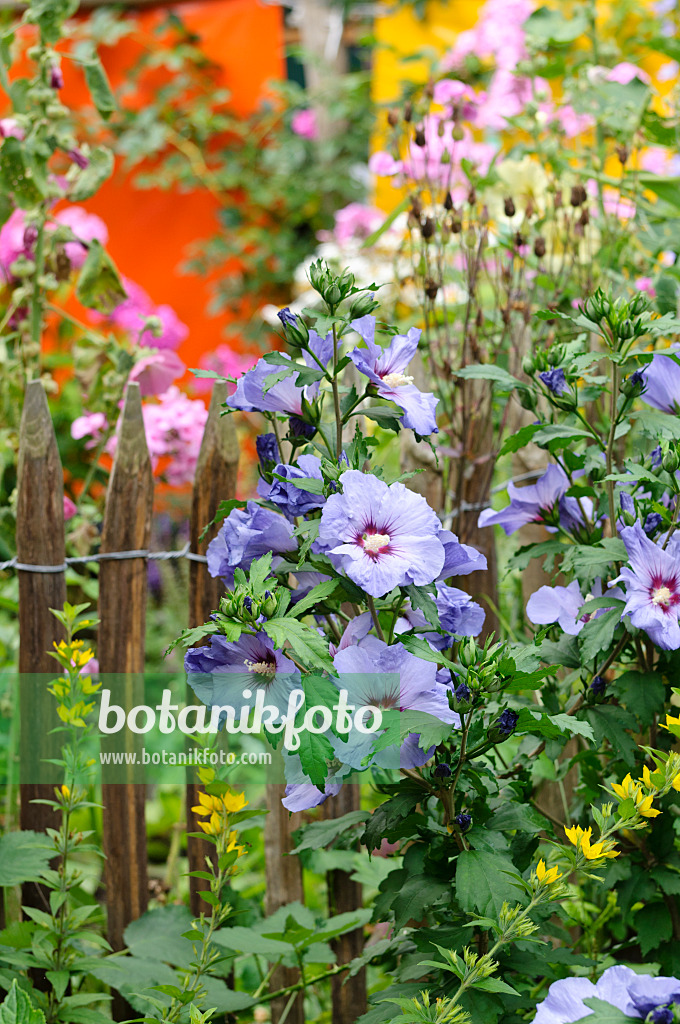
15;378;366;1024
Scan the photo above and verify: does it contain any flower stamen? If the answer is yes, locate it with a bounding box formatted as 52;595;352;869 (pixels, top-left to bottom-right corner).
652;585;673;608
362;532;391;554
382;372;414;388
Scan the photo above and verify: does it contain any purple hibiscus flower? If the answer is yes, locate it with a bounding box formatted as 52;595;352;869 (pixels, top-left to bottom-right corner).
615;521;680;650
206;501;296;585
438;529;488;579
436;583;486;636
533;965;680;1024
640;350;680;413
317;471;446;597
227;329;333;416
257;453;324;518
349;315;439;435
478;464;569;536
185;632;298;724
333;635;459;770
527;579;624;635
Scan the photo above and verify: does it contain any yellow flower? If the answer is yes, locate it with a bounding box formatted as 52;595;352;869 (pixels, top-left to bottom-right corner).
222;791;248;814
611;773;636;801
661;713;680;735
565;825;619;861
191;791;223;817
612;772;661;818
61;784;70;799
226;830;247;858
535;859;562;885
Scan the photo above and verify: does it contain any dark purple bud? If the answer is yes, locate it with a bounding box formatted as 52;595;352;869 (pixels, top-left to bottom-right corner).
68;149;89;170
243;596;253;613
455;813;472;833
338;451;349;467
454;682;471;703
650;1009;673;1024
277;307;298;327
619;491;635;517
651;445;663;468
289;416;316;439
433;763;452;779
50;64;64;90
538;368;569;396
590;675;606;696
496;709;518;737
643;512;663;536
23;225;38;248
256;432;279;467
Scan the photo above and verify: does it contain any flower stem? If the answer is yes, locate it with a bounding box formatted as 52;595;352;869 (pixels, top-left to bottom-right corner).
331;323;343;459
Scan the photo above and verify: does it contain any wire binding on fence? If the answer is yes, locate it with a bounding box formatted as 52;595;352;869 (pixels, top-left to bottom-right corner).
0;540;208;573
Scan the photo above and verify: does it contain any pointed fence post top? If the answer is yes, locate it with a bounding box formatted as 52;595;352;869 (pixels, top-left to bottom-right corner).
19;379;59;463
112;382;150;474
195;379;239;476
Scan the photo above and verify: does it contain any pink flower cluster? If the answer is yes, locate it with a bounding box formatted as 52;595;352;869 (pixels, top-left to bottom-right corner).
317;202;385;244
0;205;108;279
106;277;189;350
371;117;495;193
73;387;209;487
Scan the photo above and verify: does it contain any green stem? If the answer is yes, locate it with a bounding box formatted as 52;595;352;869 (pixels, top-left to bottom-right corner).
605;360;620;538
331;323;343;459
366;595;385;642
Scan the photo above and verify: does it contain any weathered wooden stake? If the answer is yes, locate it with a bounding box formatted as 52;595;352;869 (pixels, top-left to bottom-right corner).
265;786;305;1024
187;381;239;915
322;786;367;1024
98;383;152;986
17;380;66;917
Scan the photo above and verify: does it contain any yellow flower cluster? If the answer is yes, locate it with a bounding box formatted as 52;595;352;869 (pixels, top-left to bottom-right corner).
191;788;248;855
564;825;619;861
661;712;680;741
611;771;662;818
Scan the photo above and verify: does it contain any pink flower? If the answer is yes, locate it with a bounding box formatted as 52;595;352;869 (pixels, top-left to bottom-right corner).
291;109;318;140
81;657;99;676
0;118;25;140
193;345;258;394
640;147;672;174
63;496;77;521
128;350;186;396
0;209;28;275
554;104;594;138
603;189;636;220
104;277;189;350
433;79;474;105
403;118;494;188
71;411;107;449
368;150;402;177
53;206;108;269
607;62;651;85
635;276;656;298
330;202;383;243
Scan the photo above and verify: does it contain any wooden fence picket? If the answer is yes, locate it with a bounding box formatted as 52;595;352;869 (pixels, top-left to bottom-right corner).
187;380;239;915
98;382;153;986
14;378;370;1024
17;380;66;921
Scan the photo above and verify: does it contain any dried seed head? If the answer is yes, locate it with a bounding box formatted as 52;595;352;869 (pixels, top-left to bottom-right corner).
387;108;399;127
570;184;587;207
425;278;439;299
421;216;436;239
534;236;546;258
404;101;413;122
414;127;426;147
504;197;516;218
443;191;454;211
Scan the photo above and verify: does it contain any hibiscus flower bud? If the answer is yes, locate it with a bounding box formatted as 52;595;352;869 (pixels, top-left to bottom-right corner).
488;709;519;742
237;593;260;623
663;449;680;474
449;681;473;713
348;291;379;320
288;416;316;439
621;368;645;397
277;307;309;348
455;813;472;833
256;432;279;470
261;590;277;618
433;762;452;779
522;354;536;375
589;676;606;699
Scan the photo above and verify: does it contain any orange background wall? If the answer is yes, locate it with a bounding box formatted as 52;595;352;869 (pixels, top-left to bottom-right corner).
62;0;285;371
